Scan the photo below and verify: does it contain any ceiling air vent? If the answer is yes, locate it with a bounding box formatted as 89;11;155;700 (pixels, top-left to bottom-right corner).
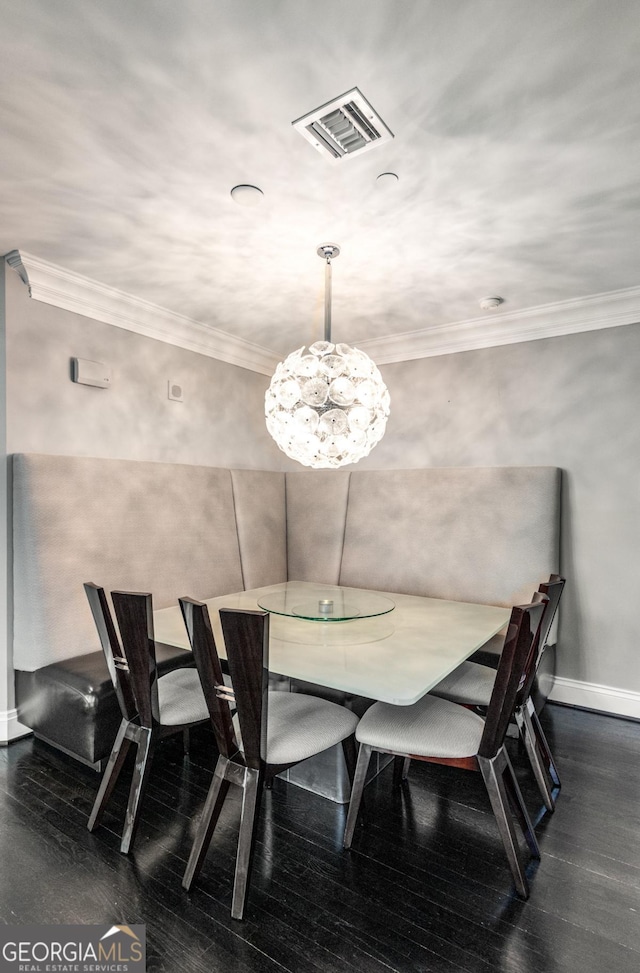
293;87;394;163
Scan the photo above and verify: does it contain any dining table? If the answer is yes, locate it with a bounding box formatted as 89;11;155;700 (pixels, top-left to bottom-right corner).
153;581;510;801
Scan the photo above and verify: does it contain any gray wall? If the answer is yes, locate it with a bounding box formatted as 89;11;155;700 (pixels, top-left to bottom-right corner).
360;324;640;697
3;260;639;711
4;265;288;469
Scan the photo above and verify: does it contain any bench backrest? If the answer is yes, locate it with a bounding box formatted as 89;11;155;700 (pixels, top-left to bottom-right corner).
285;466;561;607
13;455;560;671
13;455;286;670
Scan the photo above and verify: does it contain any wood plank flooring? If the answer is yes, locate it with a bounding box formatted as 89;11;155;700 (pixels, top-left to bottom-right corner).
1;704;639;973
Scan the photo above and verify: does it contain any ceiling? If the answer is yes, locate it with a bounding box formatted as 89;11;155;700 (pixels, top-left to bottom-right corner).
2;0;640;358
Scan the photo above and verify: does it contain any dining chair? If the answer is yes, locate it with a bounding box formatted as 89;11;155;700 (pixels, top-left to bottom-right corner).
84;584;210;853
470;574;563;668
343;597;548;900
179;598;359;920
429;575;565;811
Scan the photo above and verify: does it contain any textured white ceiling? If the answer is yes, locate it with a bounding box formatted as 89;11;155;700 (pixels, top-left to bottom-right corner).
1;0;639;356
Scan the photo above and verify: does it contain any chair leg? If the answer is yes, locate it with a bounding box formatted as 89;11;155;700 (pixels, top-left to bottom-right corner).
121;727;155;855
393;756;411;788
502;750;540;860
527;696;561;787
478;749;535;900
183;727;190;755
87;718;131;833
343;743;373;850
183;756;231;892
231;768;262;920
342;734;358;786
515;704;555;813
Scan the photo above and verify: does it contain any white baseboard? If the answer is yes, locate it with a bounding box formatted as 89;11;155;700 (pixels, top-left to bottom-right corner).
0;708;32;744
549;676;640;721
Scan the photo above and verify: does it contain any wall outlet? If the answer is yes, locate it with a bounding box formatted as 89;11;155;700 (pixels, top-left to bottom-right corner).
168;380;184;402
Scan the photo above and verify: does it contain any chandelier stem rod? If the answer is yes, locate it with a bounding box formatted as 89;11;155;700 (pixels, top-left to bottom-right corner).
324;255;332;343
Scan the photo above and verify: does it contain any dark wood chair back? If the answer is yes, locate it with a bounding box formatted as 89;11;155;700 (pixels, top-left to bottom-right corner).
538;574;565;651
109;590;160;729
478;597;547;760
179;598;238;760
219;608;270;772
84;582;137;723
518;575;565;706
85;587;210;856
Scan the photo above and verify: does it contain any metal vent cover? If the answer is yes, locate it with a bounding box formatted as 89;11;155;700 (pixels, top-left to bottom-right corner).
292;87;394;162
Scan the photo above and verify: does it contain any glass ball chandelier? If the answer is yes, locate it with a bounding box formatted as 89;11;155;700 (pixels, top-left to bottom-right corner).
265;244;390;469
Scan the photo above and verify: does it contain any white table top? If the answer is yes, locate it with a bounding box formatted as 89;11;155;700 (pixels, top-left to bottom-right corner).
154;582;509;706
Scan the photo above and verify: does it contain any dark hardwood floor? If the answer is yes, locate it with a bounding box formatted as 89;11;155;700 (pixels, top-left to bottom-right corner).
1;704;639;973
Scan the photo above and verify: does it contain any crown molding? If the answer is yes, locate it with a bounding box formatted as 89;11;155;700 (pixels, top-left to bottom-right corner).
358;285;640;364
6;250;640;371
5;250;280;376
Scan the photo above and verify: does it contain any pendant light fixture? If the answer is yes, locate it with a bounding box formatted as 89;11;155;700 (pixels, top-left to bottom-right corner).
265;244;390;469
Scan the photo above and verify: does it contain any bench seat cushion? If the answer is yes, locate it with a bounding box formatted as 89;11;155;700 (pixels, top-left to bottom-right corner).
15;643;194;769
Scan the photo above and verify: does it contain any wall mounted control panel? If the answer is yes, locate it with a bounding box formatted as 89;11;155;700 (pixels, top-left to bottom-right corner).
71;358;111;389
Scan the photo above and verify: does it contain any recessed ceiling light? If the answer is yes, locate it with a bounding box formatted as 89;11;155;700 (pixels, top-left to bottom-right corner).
479;296;504;310
230;184;264;206
376;172;399;188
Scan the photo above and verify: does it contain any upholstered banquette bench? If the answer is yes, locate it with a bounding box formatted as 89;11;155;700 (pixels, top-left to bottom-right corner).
12;454;561;770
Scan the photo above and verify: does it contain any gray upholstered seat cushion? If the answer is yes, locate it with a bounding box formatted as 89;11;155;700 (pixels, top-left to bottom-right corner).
157;668;210;725
234;692;359;766
356;694;485;758
429;660;496;706
266;693;359;765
